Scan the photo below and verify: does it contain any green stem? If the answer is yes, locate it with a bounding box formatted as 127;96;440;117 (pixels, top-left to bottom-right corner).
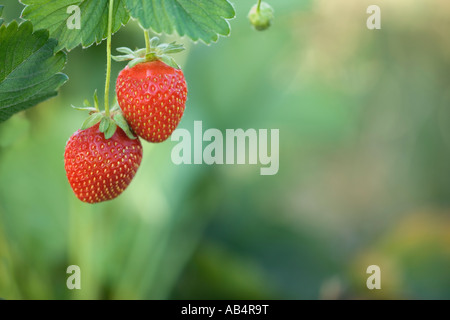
256;0;262;12
104;0;114;117
144;30;151;54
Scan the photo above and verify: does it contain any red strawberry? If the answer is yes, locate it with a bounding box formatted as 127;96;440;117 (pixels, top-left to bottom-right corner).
116;60;187;143
64;123;143;204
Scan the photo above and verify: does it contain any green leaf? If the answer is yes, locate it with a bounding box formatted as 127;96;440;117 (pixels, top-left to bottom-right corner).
0;21;68;123
124;0;235;44
0;5;4;26
21;0;130;51
80;112;102;129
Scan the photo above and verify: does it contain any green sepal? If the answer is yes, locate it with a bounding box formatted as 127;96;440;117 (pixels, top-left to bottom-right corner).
157;41;184;54
81;112;103;130
75;92;135;140
110;99;120;112
71;104;98;112
112;54;135;61
112;37;184;69
149;36;159;48
115;47;135;55
97;115;120;139
99;116;111;133
82;113;121;140
114;113;136;139
134;48;147;56
93;89;100;111
157;55;180;69
127;57;147;68
71;90;101;113
104;122;117;139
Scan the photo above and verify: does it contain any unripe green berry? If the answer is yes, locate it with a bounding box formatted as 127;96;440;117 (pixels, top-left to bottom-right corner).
248;2;274;31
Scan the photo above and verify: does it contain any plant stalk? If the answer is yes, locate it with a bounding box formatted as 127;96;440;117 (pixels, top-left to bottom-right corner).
144;30;151;54
104;0;114;117
257;0;262;12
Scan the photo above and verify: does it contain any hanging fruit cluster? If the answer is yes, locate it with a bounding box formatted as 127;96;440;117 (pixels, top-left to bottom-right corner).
64;24;188;204
63;0;273;204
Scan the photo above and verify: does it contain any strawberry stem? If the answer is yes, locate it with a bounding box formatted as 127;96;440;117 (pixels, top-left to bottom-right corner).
104;0;114;117
257;0;262;12
144;30;151;54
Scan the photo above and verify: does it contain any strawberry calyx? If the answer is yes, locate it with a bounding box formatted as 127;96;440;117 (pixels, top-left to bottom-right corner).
112;37;184;69
71;90;136;140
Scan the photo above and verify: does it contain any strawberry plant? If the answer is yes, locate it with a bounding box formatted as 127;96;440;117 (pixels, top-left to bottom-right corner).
0;0;274;203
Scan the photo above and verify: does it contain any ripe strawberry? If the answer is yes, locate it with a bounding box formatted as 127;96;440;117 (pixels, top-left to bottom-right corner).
64;123;143;204
116;60;187;143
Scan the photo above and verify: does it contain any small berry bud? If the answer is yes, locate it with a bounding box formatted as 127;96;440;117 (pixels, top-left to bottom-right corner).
248;2;274;31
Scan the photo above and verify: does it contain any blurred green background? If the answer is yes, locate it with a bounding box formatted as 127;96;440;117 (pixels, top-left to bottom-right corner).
1;0;450;299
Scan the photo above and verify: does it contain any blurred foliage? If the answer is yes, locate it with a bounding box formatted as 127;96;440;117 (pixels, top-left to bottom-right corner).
1;0;450;299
